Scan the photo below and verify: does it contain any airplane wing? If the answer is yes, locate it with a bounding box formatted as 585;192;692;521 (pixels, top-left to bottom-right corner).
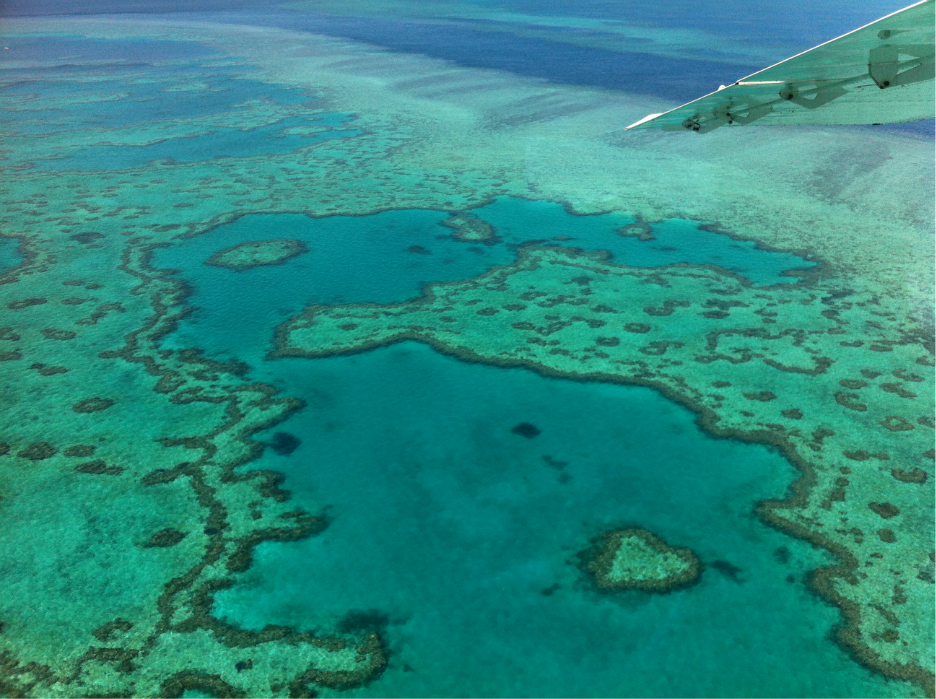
627;0;935;132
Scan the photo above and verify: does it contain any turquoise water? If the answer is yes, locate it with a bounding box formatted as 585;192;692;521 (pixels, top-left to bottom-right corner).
1;35;360;169
32;116;360;171
154;197;815;362
0;69;306;135
0;239;24;274
2;22;928;699
159;197;897;696
213;342;901;698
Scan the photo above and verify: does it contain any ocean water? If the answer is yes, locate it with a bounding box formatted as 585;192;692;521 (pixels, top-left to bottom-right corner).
31;116;359;171
0;3;932;699
211;342;905;698
153;197;815;362
1;36;359;170
0;239;24;274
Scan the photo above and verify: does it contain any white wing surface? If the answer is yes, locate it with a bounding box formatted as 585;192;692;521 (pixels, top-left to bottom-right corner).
627;0;935;132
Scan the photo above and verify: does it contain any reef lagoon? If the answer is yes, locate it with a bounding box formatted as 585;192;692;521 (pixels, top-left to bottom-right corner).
0;2;933;697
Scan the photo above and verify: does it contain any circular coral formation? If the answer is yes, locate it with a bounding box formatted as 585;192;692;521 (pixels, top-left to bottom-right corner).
439;211;497;243
615;219;654;241
205;239;308;271
580;528;702;593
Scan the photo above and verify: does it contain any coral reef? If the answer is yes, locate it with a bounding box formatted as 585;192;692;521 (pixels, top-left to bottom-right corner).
440;211;498;243
205;239;307;271
580;528;702;592
274;245;935;692
0;14;932;698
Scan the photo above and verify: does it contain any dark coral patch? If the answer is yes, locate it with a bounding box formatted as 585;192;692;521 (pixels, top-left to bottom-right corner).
73;397;115;413
880;383;917;399
868;502;900;519
839;379;867;389
781;409;803;419
893;369;923;382
17;442;57;461
41;328;77;341
70;231;104;244
743;391;776;402
891;468;928;484
406;245;432;255
881;416;914;432
336;608;391;635
7;297;47;310
710;559;743;583
623;323;651;334
92;618;133;642
31;363;68;376
144;529;187;548
0;351;22;361
877;529;897;543
595;336;620;347
834;392;867;411
511;422;541;438
64;444;96;458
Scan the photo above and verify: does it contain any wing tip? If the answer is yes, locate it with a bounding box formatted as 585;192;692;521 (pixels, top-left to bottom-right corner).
625;113;665;130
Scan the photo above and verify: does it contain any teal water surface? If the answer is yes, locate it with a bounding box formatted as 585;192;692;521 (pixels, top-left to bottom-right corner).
32;116;360;171
212;342;906;698
154;196;816;363
0;34;360;169
156;199;907;696
0;239;24;274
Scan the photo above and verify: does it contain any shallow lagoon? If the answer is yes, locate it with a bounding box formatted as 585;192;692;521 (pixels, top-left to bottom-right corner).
157;196;892;697
213;342;904;698
155;196;816;362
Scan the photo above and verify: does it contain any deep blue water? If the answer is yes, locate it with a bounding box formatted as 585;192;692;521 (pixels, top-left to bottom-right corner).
132;7;933;135
247;13;761;104
154;197;815;362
